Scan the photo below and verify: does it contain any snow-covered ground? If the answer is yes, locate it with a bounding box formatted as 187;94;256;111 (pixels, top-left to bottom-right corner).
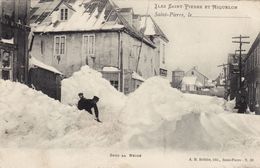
1;65;260;152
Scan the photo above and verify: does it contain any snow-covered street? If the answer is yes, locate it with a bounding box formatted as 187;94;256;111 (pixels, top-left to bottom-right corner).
1;66;260;152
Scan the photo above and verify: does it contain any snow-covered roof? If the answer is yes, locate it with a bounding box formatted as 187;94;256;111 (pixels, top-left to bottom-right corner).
0;38;14;44
30;56;62;74
139;15;169;42
102;66;120;72
132;71;145;82
31;0;157;48
186;67;209;80
33;0;124;32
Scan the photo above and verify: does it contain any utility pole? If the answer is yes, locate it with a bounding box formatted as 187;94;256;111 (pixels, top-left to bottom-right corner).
232;35;250;90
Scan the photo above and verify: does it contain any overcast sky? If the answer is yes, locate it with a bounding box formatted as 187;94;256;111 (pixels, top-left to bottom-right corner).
115;0;260;79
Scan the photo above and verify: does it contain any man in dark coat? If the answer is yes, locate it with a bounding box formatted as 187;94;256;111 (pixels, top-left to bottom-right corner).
78;93;101;122
237;96;247;114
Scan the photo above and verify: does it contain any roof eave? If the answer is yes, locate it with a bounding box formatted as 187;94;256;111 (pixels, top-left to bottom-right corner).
123;28;156;48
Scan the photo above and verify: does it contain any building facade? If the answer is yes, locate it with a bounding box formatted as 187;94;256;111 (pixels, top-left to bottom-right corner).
181;76;202;92
0;0;30;83
30;0;168;94
244;33;260;114
185;66;209;87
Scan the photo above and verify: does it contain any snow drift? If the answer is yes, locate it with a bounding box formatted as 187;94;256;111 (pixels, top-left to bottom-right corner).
61;66;126;122
1;66;260;151
122;77;260;151
0;80;123;148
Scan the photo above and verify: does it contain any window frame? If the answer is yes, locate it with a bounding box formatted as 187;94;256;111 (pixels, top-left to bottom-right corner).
53;35;66;55
60;9;64;20
82;34;96;57
60;8;69;21
0;50;13;80
64;8;68;20
110;80;119;90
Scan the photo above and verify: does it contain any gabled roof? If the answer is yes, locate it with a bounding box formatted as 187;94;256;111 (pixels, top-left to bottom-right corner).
60;1;76;11
138;15;169;42
30;0;156;48
30;0;62;23
186;67;209;80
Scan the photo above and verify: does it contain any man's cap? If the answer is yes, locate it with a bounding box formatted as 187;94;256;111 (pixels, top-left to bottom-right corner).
78;93;83;96
93;96;99;101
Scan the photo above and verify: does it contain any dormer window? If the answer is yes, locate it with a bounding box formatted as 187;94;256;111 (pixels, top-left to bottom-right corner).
60;8;68;21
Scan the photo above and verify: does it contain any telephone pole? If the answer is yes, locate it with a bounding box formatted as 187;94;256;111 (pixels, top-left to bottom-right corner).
232;35;250;90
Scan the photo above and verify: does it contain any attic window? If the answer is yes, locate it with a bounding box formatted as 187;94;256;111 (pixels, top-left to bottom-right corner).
60;8;68;20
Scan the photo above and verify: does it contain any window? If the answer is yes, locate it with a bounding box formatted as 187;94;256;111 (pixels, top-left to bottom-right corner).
83;34;95;56
110;80;118;90
54;35;66;55
60;8;68;21
0;49;13;80
160;68;167;77
61;9;64;20
65;9;68;20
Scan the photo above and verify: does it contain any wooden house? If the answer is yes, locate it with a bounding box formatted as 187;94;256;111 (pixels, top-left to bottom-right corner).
181;76;203;92
30;0;169;94
185;66;209;88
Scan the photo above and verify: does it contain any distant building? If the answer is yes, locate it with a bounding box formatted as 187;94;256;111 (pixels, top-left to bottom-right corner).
30;0;169;94
172;66;213;94
185;66;209;87
0;0;30;83
181;76;203;92
244;33;260;114
171;68;184;89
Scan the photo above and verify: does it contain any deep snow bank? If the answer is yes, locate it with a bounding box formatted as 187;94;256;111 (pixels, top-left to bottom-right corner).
62;66;126;121
122;77;260;151
0;80;123;148
1;66;260;151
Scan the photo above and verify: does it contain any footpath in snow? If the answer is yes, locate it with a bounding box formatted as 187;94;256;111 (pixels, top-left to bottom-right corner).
0;66;260;152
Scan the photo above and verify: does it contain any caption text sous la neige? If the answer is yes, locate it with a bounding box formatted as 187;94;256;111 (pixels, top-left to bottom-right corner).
154;3;238;18
110;153;142;158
